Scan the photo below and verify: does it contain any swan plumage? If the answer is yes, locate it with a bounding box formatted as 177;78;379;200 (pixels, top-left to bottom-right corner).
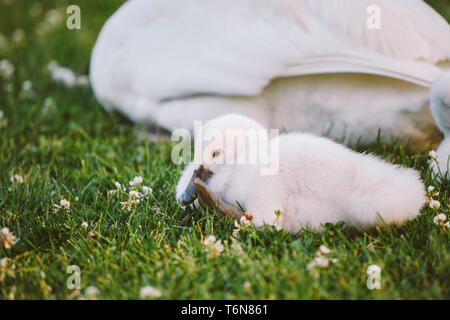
176;114;426;232
90;0;450;165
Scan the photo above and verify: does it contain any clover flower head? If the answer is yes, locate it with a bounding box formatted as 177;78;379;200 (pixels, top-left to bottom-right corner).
1;227;16;249
140;285;162;299
429;199;441;210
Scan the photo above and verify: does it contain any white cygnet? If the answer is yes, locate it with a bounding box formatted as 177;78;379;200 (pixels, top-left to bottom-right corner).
176;114;426;232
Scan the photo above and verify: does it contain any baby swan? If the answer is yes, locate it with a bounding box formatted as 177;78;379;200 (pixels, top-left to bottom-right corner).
176;114;426;232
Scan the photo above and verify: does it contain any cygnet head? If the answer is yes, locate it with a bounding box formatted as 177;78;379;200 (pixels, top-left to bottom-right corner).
179;113;267;205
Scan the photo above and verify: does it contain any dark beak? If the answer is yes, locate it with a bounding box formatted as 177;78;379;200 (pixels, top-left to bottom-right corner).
180;173;197;205
180;165;213;206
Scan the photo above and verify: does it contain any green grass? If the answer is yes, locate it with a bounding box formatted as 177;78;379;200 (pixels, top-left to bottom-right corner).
0;0;449;300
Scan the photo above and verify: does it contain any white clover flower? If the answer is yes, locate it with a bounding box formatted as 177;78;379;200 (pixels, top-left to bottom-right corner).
60;199;70;210
203;235;224;259
129;190;141;199
45;9;64;26
1;227;16;249
10;174;24;184
242;281;251;290
307;255;329;271
433;214;448;229
203;235;216;246
429;199;441;210
0;257;8;269
20;80;34;98
129;176;143;186
0;59;14;80
85;286;100;298
22;80;32;92
240;216;252;227
81;221;88;228
307;245;338;275
319;245;331;255
140;286;162;299
54;199;70;213
232;215;253;237
428;150;439;165
433;214;447;224
142;186;153;196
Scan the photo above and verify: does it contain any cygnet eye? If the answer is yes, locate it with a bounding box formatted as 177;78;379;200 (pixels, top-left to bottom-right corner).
212;149;222;158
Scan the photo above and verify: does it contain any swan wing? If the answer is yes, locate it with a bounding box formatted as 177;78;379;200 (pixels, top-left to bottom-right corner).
91;0;450;106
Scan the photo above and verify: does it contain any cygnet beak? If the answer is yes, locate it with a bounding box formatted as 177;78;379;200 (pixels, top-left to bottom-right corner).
180;165;213;205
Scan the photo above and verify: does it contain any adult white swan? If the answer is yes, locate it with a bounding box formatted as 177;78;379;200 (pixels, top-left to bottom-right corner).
90;0;450;171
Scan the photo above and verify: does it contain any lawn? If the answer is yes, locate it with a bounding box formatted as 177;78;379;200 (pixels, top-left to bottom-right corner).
0;0;449;300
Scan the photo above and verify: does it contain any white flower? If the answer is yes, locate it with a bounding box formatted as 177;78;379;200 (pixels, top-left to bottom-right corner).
54;199;70;213
428;150;439;165
22;80;32;92
307;255;330;271
47;61;77;86
429;199;441;210
427;186;435;193
81;221;88;228
319;245;331;255
20;80;34;98
140;286;162;299
0;257;8;268
0;59;14;80
429;150;438;161
114;181;122;190
240;216;252;226
433;214;448;228
46;9;64;26
203;235;224;259
129;176;143;186
10;174;24;184
129;190;141;199
242;281;251;290
233;216;252;237
433;214;447;223
1;227;16;249
307;245;338;275
142;186;153;196
85;286;100;298
60;199;70;210
204;235;216;246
